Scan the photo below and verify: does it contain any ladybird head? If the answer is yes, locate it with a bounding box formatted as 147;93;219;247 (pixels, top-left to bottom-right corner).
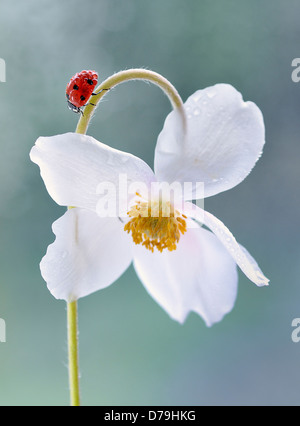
66;94;81;114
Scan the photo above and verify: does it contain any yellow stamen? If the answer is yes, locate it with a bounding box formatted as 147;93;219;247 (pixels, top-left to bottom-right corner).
124;199;187;253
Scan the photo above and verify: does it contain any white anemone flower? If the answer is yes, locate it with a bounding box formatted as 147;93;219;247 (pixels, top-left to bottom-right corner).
30;84;269;326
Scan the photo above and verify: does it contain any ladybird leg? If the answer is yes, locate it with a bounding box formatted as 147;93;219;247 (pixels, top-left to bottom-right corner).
88;89;111;107
81;102;96;107
91;88;110;96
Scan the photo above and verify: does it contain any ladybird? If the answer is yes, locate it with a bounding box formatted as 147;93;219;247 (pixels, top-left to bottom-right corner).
66;70;98;114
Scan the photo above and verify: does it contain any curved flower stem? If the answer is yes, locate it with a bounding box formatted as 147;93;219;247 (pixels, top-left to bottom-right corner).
75;68;186;135
66;68;185;407
67;301;80;406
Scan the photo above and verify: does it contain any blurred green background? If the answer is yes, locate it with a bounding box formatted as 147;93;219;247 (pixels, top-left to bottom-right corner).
0;0;299;406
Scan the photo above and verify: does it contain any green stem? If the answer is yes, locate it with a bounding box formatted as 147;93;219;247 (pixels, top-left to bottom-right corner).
67;301;80;406
76;68;186;135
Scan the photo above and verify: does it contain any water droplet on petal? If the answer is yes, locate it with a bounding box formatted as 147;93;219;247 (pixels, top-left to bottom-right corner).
120;156;129;164
193;93;203;102
107;154;116;166
207;90;216;99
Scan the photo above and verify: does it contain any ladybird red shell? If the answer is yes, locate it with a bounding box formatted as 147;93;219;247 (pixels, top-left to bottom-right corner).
66;70;98;113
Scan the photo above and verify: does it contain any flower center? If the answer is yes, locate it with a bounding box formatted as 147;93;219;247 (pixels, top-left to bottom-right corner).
124;198;187;252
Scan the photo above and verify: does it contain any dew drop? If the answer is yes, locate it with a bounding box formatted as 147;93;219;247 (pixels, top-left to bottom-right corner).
193;93;203;102
206;89;216;99
120;156;129;164
107;154;116;166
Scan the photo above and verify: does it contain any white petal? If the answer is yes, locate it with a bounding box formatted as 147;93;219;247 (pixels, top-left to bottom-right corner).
184;203;269;287
154;84;265;199
30;132;156;212
133;220;238;326
40;208;133;301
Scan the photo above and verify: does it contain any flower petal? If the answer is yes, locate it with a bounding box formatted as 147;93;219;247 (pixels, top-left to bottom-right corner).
184;203;269;287
133;220;238;326
40;208;133;301
30;132;156;212
154;84;265;199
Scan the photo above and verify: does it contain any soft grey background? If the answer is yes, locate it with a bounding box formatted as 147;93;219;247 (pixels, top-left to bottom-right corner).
0;0;299;406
